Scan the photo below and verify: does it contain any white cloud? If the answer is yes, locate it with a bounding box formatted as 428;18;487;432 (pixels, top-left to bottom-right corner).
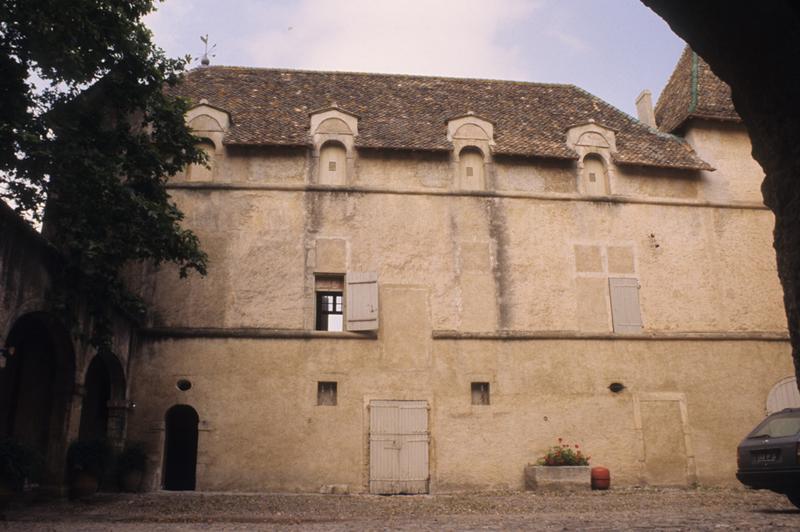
545;28;589;53
241;0;542;79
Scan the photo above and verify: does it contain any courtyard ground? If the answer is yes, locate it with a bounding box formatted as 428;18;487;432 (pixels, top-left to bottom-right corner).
2;487;799;530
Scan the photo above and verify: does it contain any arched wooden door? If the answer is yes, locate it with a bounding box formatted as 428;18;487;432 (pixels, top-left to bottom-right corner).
163;404;199;490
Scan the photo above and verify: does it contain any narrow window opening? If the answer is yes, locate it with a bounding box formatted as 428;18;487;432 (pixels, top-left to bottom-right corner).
316;275;344;331
466;166;474;177
471;382;490;405
328;161;336;171
318;381;338;405
582;154;608;195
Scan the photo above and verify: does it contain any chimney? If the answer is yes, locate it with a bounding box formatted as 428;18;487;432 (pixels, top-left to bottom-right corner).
636;89;657;128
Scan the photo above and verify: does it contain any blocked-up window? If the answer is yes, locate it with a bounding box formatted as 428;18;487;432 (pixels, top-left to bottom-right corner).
609;277;643;333
582;154;609;195
319;142;347;185
187;140;215;182
458;147;485;190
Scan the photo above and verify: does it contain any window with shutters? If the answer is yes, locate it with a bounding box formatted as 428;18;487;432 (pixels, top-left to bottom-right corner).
608;277;643;333
316;275;344;331
314;272;379;332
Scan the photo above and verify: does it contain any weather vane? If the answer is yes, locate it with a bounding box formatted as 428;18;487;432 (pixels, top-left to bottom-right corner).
200;34;217;67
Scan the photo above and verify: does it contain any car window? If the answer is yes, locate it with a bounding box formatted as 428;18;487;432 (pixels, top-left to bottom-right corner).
750;413;800;438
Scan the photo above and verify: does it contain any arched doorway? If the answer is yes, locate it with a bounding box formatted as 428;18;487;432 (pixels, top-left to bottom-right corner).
163;405;199;491
0;311;75;485
79;356;111;441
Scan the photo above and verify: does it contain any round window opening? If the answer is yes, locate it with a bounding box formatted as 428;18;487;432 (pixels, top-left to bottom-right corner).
176;379;192;391
608;382;626;393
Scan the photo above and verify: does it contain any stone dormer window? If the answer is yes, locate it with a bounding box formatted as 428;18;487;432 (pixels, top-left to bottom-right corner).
183;100;230;182
581;154;609;195
566;120;617;196
458;147;485;190
319;141;347;185
309;105;358;185
447;113;494;191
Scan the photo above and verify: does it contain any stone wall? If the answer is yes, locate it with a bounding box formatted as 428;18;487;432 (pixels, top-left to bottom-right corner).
125;141;790;492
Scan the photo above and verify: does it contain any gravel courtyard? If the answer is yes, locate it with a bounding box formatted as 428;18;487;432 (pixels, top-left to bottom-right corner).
2;488;799;530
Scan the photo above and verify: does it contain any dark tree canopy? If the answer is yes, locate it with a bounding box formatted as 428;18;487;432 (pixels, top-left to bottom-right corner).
0;0;207;351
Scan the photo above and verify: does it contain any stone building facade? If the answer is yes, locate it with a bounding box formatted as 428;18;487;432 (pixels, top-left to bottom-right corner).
117;49;791;493
3;47;788;494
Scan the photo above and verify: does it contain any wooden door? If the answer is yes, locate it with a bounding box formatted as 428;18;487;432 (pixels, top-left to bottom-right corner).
369;400;429;494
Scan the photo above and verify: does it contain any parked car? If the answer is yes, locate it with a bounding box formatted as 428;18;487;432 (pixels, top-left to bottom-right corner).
737;408;800;508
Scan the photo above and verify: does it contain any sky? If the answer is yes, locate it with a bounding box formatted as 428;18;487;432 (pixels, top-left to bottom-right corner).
145;0;686;117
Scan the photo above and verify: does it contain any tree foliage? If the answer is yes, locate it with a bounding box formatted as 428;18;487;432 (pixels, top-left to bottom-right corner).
0;0;207;352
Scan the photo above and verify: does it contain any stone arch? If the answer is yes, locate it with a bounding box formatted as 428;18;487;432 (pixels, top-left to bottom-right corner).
454;123;489;141
577;131;610;149
163;404;199;491
78;353;127;445
458;146;486;190
318;140;348;186
0;311;76;486
317;117;352;135
580;153;610;195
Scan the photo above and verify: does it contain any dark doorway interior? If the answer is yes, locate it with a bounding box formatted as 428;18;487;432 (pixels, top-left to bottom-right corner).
163;404;199;491
0;315;58;453
0;312;75;486
79;356;110;440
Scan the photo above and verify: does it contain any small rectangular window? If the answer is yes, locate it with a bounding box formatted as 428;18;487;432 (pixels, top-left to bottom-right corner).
589;172;596;182
316;275;344;331
318;381;337;406
328;161;337;171
471;382;490;405
466;166;474;177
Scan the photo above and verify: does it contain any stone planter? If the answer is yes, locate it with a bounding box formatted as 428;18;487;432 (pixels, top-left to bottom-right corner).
524;465;591;491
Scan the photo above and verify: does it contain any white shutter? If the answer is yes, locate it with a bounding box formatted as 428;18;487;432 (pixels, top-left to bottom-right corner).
346;272;379;331
766;377;800;415
609;277;643;333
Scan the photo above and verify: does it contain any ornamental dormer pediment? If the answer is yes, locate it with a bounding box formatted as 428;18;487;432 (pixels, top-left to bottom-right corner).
309;105;359;137
446;112;495;145
566;120;617;153
185;100;230;154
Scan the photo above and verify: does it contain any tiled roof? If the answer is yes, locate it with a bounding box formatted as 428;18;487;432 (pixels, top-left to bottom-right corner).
171;66;712;171
655;47;741;133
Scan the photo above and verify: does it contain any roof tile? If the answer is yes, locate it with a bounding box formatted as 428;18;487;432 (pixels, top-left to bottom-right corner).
170;66;712;171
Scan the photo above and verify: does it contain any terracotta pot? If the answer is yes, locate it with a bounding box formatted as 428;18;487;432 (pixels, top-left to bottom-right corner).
591;466;611;490
120;470;143;493
70;471;99;499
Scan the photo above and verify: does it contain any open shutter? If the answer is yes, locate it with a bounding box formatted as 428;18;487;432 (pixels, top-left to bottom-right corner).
346;272;379;331
609;277;643;333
